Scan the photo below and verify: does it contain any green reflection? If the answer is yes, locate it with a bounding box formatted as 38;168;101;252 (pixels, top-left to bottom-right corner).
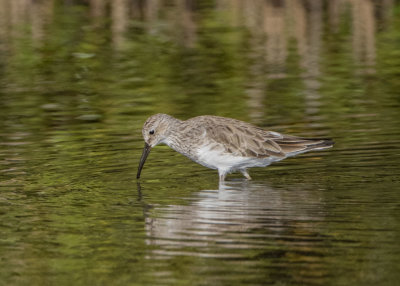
0;1;400;286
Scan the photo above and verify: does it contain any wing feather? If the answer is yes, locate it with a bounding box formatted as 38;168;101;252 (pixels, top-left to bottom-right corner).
202;124;286;158
187;116;333;159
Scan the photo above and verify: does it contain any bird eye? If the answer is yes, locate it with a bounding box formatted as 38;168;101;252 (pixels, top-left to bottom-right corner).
149;130;154;135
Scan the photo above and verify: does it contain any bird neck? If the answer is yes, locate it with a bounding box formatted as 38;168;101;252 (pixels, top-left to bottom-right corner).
160;116;183;146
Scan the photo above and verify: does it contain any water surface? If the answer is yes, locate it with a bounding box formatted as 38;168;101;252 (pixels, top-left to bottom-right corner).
0;1;400;285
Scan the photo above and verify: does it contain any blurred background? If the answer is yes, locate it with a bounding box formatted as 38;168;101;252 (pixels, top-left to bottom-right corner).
1;0;399;120
0;0;400;285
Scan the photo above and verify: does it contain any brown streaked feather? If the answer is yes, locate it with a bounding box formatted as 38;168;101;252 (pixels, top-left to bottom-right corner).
139;113;334;181
187;116;333;159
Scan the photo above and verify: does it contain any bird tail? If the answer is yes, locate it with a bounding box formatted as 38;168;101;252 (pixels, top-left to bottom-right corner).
303;138;334;151
274;136;334;156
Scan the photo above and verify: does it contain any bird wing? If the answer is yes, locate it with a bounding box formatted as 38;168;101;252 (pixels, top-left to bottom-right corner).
203;122;332;158
203;123;286;158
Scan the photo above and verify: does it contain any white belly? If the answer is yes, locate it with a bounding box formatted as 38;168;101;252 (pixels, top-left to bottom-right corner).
195;145;280;173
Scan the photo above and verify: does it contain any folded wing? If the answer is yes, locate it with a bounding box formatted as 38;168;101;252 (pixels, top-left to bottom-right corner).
204;124;333;158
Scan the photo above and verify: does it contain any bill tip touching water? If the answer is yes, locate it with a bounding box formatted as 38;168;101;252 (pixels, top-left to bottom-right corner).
137;113;334;181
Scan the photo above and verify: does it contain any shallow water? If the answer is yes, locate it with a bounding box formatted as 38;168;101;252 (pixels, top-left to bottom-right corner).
1;1;400;285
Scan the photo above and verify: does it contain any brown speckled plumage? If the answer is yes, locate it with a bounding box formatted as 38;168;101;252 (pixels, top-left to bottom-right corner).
137;114;334;181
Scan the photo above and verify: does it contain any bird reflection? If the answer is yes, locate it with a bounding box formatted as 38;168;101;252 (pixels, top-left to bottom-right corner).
136;181;142;201
138;181;326;258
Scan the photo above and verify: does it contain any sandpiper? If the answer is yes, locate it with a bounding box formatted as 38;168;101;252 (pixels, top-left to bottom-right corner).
137;114;334;181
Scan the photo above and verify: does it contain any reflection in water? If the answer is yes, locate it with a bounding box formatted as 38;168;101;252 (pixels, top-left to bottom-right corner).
0;0;395;122
0;0;392;73
111;0;129;49
144;181;325;259
140;181;340;284
1;0;400;285
138;176;400;284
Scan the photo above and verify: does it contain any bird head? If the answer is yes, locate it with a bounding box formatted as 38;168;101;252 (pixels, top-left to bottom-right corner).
137;114;176;179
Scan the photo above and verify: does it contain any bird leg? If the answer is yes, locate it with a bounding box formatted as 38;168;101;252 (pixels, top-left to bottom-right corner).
240;170;252;180
218;170;226;182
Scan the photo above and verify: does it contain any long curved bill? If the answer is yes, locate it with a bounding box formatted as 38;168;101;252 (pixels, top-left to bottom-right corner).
137;143;151;179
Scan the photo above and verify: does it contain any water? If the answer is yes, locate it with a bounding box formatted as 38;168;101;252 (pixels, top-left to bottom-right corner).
1;0;400;285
